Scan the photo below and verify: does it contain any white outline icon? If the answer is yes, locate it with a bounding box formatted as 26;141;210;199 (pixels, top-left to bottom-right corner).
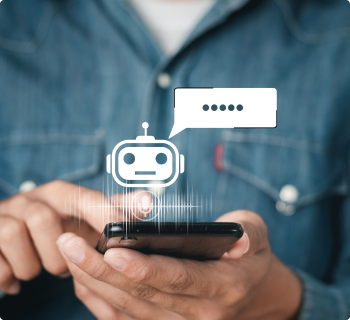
106;123;185;188
132;190;159;221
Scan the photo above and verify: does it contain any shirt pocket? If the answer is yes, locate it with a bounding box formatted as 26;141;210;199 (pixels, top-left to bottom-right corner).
0;1;71;53
221;130;348;216
0;131;105;197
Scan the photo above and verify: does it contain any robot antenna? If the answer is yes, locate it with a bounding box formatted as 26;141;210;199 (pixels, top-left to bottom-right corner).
142;122;149;136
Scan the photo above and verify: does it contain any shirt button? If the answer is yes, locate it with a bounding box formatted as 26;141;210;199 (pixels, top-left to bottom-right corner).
279;184;299;203
276;201;295;216
19;180;37;193
157;72;171;89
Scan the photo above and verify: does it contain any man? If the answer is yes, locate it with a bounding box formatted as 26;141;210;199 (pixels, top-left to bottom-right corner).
0;0;349;319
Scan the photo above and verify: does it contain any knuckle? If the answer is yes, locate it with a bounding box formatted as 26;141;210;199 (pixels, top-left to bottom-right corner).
71;267;89;284
130;264;153;284
26;202;57;230
49;180;66;189
130;283;156;300
74;283;91;301
189;305;224;320
208;311;226;320
241;212;269;252
43;261;67;276
16;263;42;281
168;267;195;292
228;281;248;304
89;261;110;281
0;194;29;216
12;194;30;211
0;194;30;216
0;219;27;242
85;189;104;206
186;305;206;320
44;180;71;194
254;214;268;236
111;294;133;312
0;265;13;286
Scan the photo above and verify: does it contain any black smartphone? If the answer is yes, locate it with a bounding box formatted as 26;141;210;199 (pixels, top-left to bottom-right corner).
96;222;244;260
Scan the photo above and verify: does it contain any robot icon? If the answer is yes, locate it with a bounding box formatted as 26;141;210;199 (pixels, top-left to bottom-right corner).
106;123;185;188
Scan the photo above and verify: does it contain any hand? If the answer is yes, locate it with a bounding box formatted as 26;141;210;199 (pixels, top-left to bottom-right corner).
0;180;135;295
57;210;302;320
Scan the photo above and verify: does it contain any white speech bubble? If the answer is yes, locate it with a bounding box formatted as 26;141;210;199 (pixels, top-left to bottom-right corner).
169;88;277;138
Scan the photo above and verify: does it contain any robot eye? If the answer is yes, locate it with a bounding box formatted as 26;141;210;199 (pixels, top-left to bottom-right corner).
124;153;135;165
156;153;167;165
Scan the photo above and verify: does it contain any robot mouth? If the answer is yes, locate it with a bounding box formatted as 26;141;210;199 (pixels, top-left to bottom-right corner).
135;171;156;175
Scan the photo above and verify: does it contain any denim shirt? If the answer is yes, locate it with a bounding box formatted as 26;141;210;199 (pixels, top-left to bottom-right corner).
0;0;350;319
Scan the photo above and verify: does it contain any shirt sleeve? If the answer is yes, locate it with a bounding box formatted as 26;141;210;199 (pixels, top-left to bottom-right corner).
294;269;350;320
293;192;350;320
0;290;5;299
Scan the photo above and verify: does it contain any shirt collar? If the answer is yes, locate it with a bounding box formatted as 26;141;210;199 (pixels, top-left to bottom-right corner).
110;0;253;64
172;0;251;59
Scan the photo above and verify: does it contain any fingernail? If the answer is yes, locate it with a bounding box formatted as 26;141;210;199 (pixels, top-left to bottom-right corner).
62;244;85;263
56;233;74;250
104;254;127;271
58;271;71;278
243;233;250;254
7;281;20;295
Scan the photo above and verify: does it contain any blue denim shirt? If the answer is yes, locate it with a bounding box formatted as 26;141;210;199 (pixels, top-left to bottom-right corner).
0;0;350;319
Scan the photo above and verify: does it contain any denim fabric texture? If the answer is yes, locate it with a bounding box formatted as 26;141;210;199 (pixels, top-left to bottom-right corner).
0;0;350;319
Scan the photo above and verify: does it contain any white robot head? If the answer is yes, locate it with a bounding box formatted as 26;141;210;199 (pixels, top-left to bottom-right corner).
106;123;185;188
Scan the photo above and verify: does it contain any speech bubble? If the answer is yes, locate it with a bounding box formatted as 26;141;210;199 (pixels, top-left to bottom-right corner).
169;88;277;138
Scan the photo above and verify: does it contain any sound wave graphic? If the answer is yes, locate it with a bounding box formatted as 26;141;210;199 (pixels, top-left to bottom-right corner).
63;178;213;231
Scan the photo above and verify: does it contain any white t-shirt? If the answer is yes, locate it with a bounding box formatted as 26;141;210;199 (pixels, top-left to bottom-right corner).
128;0;216;56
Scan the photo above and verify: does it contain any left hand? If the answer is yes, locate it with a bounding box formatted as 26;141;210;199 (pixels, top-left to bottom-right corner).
56;210;302;320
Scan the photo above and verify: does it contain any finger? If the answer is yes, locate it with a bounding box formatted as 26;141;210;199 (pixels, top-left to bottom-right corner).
72;271;175;320
25;201;67;275
0;181;108;231
57;234;186;319
0;252;21;295
57;233;145;292
0;216;42;280
0;181;150;234
26;181;109;231
26;181;150;230
111;190;154;220
72;273;183;320
216;210;269;258
73;280;136;320
58;234;177;320
63;219;100;246
0;193;31;220
0;192;98;276
58;233;220;300
104;247;212;296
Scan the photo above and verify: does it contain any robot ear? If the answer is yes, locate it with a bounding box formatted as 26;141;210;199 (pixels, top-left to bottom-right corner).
106;154;111;173
180;155;185;174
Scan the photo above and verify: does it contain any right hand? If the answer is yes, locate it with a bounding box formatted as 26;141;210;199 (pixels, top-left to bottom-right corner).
0;180;131;295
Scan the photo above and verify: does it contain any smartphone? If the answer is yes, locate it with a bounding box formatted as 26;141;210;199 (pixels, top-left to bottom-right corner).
96;222;244;260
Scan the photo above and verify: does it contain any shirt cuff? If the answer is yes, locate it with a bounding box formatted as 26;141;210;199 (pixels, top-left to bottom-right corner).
293;268;349;320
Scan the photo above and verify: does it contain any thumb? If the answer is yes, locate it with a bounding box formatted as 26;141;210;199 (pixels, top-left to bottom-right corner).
226;232;250;259
216;210;269;259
